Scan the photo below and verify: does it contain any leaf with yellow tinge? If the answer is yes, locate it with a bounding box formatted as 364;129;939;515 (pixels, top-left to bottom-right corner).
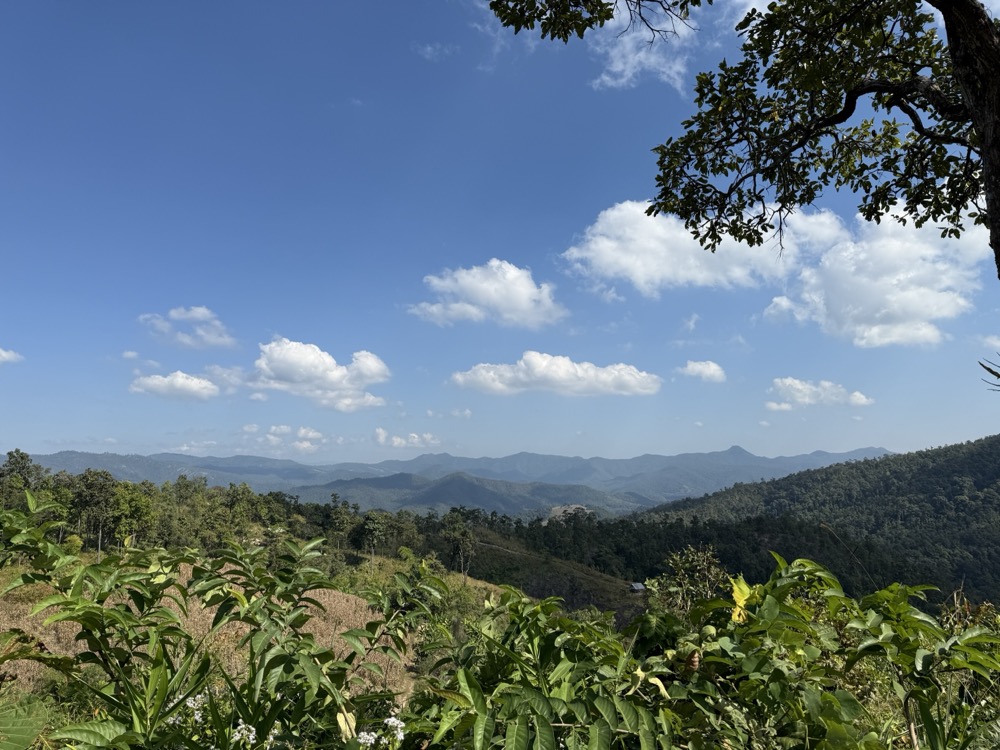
731;575;751;623
336;708;356;740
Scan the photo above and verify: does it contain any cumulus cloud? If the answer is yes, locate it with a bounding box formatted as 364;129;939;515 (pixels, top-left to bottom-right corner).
676;360;726;383
0;347;23;365
269;424;292;435
292;440;320;453
242;424;259;433
564;201;793;297
139;306;236;348
452;350;661;396
569;200;988;347
298;426;323;440
765;377;874;411
764;212;989;347
375;427;440;448
129;371;220;400
252;337;390;411
410;258;567;328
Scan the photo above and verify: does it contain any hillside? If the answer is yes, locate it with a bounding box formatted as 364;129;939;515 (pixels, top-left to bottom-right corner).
605;435;1000;602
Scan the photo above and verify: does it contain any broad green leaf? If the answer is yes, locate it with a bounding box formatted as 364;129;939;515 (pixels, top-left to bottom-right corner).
473;711;496;750
457;668;488;716
49;719;130;748
0;702;47;750
427;686;473;709
614;695;640;733
533;715;555;750
506;715;530;750
592;695;618;731
588;719;611;750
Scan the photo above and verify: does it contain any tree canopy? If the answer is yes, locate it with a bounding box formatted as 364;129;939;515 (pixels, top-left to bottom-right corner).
488;0;1000;280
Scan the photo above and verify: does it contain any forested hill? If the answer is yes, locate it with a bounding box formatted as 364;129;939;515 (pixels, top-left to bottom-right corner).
484;434;1000;607
640;434;1000;601
647;434;1000;532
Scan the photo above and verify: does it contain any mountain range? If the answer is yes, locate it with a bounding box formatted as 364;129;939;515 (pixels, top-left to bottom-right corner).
33;445;889;516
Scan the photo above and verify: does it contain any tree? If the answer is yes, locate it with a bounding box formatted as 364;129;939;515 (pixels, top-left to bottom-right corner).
0;449;50;507
441;509;477;585
489;0;1000;279
353;510;392;569
73;468;117;557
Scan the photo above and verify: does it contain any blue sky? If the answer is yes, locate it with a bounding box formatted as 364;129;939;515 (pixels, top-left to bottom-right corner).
2;1;999;464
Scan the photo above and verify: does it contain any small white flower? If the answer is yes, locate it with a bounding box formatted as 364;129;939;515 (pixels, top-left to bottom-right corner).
232;719;257;747
357;731;380;747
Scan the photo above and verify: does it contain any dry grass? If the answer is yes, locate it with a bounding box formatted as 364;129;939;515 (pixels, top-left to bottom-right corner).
0;560;415;699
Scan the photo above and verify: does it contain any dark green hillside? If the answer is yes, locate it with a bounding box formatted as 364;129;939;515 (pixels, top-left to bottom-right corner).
292;471;636;515
641;434;1000;601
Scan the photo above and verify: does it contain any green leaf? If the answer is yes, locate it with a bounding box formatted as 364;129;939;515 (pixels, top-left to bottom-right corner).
592;695;618;731
0;702;48;750
588;719;611;750
614;695;640;733
427;686;473;709
457;668;488;716
473;711;496;750
49;718;131;748
506;715;530;750
533;715;555;750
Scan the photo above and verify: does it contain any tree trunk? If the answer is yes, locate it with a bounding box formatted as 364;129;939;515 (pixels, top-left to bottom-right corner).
933;0;1000;278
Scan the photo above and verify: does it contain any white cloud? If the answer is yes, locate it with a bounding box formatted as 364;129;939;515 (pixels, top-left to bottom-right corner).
292;440;320;453
242;424;259;433
122;350;138;360
452;350;662;396
981;335;1000;350
683;313;700;332
764;401;794;412
129;370;220;400
139;306;236;348
205;365;243;394
0;347;23;365
374;427;440;448
298;426;323;440
252;337;390;411
249;392;268;402
765;212;989;347
765;377;874;411
451;408;473;419
586;6;698;90
412;41;458;61
176;440;216;453
676;360;726;383
571;200;988;348
410;258;567;328
270;424;292;435
564;201;793;297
